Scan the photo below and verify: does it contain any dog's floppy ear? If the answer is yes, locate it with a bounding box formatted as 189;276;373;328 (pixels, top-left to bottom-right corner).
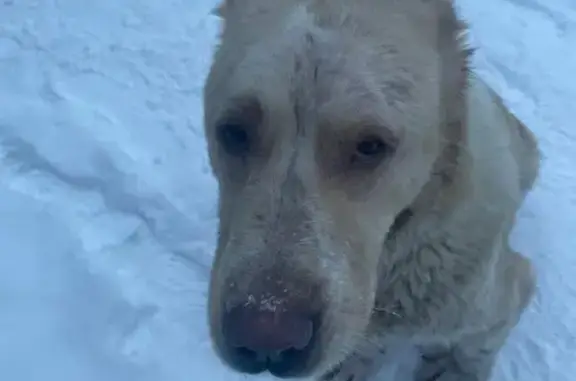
436;0;474;87
212;0;235;18
212;1;226;18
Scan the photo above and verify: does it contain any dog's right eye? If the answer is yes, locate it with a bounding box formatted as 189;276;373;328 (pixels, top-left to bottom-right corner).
348;135;392;170
217;123;251;156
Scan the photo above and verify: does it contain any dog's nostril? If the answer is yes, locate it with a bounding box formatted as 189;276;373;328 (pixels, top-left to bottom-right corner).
230;341;313;377
225;346;267;374
222;304;317;376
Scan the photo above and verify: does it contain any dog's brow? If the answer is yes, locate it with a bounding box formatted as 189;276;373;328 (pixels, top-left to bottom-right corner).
220;97;263;124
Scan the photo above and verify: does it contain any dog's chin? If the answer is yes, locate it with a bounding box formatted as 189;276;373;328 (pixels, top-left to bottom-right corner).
307;334;363;380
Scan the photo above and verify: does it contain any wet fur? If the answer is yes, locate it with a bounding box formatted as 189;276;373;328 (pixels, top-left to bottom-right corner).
203;0;541;380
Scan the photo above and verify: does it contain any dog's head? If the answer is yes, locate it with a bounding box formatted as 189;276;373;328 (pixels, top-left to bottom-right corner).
203;0;470;378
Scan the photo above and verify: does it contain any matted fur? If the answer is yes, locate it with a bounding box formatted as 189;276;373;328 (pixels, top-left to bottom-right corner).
203;0;541;380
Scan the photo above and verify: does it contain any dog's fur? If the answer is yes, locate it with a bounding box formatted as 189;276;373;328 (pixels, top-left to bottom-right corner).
203;0;541;380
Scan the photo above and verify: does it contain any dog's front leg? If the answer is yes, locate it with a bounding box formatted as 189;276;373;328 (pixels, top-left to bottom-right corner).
415;248;535;381
414;319;514;381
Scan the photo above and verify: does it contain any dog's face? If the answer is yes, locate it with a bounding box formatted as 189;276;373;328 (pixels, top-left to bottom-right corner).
204;0;467;378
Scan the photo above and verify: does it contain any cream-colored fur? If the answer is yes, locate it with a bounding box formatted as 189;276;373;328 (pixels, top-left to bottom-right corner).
203;1;541;380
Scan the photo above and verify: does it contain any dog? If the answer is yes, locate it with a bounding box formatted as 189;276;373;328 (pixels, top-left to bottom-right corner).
202;0;541;380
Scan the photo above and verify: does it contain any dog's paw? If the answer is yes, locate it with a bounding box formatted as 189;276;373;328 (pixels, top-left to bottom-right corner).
319;352;378;381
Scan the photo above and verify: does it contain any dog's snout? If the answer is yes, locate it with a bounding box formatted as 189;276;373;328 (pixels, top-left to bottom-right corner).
218;272;323;377
222;303;316;376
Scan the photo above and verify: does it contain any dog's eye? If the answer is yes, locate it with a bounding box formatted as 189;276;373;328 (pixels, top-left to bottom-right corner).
356;136;387;157
217;123;251;156
348;135;391;169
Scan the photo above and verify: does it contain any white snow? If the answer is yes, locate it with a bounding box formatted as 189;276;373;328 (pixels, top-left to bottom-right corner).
0;0;574;380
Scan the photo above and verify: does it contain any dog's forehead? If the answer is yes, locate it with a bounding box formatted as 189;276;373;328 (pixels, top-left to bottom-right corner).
227;8;356;100
209;1;446;139
221;12;404;127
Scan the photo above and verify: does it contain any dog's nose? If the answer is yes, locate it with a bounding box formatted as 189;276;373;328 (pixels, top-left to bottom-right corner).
222;303;317;377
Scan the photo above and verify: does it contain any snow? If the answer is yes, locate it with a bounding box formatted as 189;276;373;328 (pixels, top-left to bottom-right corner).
0;0;574;380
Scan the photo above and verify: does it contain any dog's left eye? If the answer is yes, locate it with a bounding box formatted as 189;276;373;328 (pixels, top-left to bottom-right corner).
356;136;387;157
217;123;251;156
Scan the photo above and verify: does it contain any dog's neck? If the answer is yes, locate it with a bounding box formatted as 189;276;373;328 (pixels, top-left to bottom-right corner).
384;4;473;242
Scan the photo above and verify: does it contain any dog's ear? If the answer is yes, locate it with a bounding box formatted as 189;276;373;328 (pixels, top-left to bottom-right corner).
436;0;474;85
212;0;228;18
212;0;235;18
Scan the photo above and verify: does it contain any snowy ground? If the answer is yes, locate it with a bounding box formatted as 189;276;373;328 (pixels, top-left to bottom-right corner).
0;0;574;380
